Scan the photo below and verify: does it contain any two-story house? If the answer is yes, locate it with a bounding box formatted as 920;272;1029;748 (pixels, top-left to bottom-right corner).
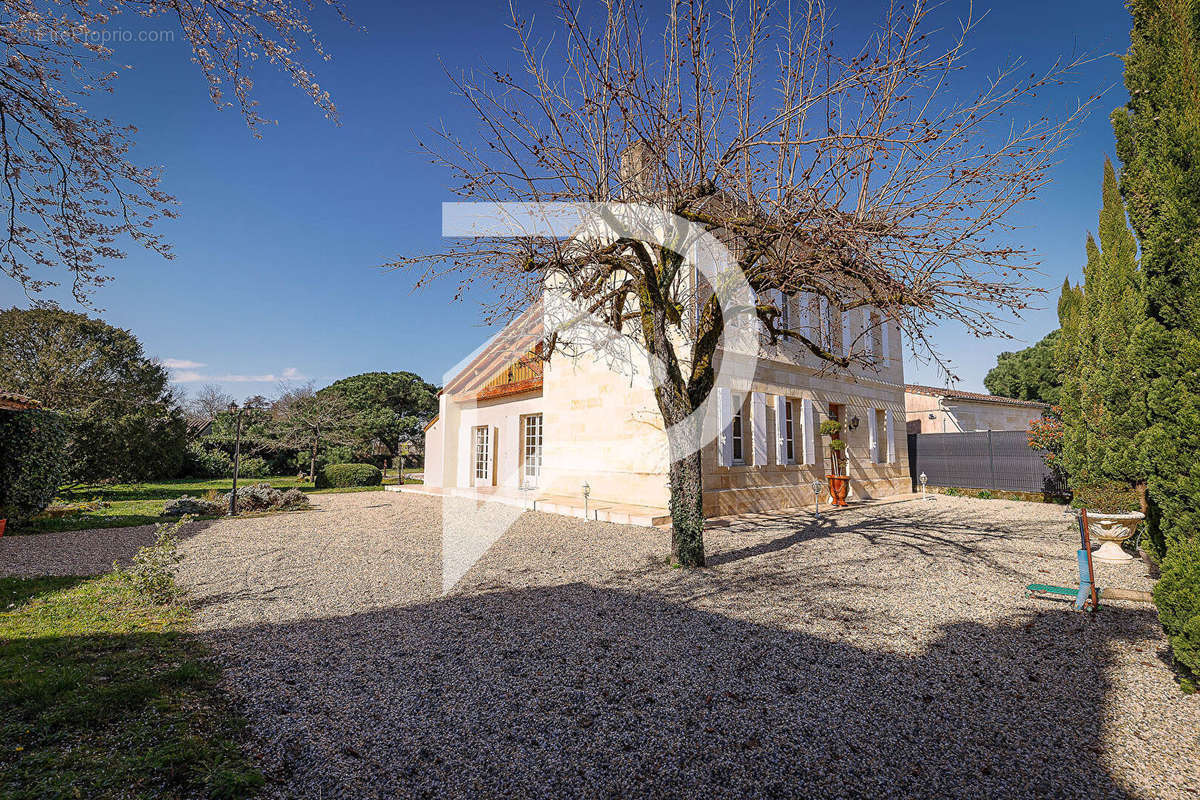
418;284;910;523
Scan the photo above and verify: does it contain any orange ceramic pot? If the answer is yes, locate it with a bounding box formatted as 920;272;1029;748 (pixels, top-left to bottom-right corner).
826;475;850;507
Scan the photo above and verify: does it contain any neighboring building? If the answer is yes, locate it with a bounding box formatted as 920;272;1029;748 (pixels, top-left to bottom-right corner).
419;293;911;523
0;391;41;411
904;384;1048;434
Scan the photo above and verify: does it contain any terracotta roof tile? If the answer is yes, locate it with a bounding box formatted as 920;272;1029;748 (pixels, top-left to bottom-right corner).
904;383;1048;409
0;391;41;410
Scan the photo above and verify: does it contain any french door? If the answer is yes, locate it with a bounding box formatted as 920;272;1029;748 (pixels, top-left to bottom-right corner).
522;414;543;487
472;425;492;486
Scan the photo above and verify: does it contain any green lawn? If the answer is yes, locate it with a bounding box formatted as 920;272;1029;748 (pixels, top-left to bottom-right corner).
0;574;263;799
15;475;419;535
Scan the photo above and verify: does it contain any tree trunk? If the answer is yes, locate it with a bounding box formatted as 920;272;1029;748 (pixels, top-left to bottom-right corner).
660;401;706;566
310;432;319;480
668;445;705;566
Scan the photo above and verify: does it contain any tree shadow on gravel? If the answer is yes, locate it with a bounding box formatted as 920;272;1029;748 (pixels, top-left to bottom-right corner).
208;583;1156;800
708;503;1059;578
0;519;218;578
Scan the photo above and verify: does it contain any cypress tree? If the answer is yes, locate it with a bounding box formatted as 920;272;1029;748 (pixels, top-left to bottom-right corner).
1089;159;1149;498
1059;162;1146;495
1111;0;1200;677
1057;262;1090;485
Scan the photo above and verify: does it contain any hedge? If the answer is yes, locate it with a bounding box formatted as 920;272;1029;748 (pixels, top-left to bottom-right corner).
315;463;382;489
1154;537;1200;680
183;443;233;478
0;409;70;524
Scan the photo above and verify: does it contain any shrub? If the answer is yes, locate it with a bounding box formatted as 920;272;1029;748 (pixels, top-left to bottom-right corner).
1154;537;1200;682
35;498;110;519
818;419;842;437
1070;482;1141;513
278;488;309;509
116;516;189;603
162;496;225;517
183;443;233;478
0;409;70;524
315;463;382;489
236;456;270;478
218;483;310;513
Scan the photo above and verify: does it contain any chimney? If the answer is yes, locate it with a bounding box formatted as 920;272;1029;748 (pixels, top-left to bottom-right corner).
619;140;657;197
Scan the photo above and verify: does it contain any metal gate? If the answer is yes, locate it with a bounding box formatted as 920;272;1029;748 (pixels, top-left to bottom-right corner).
907;430;1060;494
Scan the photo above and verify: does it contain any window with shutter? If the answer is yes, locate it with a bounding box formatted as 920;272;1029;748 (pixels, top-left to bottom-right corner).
785;400;795;464
731;394;745;464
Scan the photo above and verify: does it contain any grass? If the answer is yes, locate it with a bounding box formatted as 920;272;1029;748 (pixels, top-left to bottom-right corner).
0;574;263;799
13;474;420;534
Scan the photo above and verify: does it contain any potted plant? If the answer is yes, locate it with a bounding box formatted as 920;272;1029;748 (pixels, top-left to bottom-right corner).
820;419;850;507
1071;482;1145;563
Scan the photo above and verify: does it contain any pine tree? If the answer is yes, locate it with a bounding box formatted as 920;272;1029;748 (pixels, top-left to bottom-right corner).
1111;0;1200;677
984;330;1062;405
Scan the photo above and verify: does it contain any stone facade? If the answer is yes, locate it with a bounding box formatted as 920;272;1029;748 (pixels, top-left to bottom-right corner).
426;298;912;518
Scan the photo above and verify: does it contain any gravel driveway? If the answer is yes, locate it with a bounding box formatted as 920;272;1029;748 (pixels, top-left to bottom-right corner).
167;492;1198;799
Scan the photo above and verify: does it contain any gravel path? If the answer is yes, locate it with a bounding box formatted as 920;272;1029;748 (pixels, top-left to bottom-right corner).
0;522;188;576
121;493;1200;796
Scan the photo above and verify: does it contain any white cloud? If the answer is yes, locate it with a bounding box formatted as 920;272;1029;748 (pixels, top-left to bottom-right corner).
162;358;207;369
171;366;307;384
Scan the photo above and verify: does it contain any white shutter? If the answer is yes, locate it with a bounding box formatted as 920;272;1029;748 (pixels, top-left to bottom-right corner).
717;387;733;467
774;395;787;465
868;409;879;463
798;292;813;339
751;392;767;467
819;296;830;350
457;427;471;488
502;415;520;487
864;309;875;362
776;290;789;337
802;397;816;465
842;310;852;357
886;408;896;463
881;316;891;366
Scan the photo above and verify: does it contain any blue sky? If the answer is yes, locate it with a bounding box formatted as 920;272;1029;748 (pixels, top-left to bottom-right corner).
0;0;1134;399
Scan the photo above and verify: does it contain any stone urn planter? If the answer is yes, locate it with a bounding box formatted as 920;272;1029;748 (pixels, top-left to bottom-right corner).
1086;511;1145;564
826;475;850;507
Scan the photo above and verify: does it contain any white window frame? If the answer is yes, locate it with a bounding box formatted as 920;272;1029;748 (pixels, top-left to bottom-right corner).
472;425;491;484
778;290;791;339
731;394;745;465
521;413;542;487
784;399;796;464
881;414;889;464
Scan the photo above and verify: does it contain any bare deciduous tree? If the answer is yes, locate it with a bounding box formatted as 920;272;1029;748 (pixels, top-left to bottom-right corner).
272;382;354;479
182;383;234;432
399;0;1092;565
1;0;346;301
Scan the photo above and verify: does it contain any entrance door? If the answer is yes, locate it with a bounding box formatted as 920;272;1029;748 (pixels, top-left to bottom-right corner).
522;413;543;487
472;425;492;486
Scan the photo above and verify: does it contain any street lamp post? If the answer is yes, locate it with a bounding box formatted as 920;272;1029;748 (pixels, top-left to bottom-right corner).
396;434;404;485
228;402;244;516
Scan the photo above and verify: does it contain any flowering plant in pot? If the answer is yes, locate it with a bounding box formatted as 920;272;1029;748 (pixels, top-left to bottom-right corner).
1070;482;1145;563
819;419;850;506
